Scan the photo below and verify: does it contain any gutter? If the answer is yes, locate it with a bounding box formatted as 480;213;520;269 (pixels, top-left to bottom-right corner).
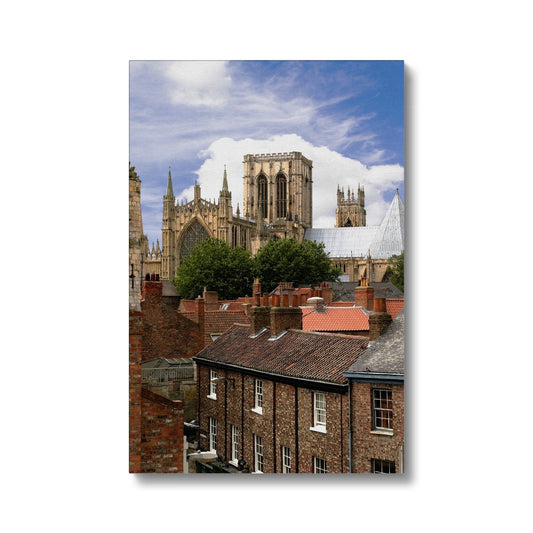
344;372;404;383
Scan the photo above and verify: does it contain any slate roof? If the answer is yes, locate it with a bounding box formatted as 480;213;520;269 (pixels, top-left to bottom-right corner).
302;306;369;332
195;324;368;385
330;281;404;301
304;191;404;259
345;309;404;377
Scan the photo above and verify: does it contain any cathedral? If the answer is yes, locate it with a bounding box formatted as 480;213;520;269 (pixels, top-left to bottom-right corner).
129;151;404;301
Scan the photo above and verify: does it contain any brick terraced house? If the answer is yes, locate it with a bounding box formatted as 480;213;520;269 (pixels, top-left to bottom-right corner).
194;300;400;474
344;308;404;473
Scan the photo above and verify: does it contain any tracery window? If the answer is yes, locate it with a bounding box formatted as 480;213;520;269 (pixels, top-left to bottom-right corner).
276;174;287;218
257;175;268;219
179;221;209;263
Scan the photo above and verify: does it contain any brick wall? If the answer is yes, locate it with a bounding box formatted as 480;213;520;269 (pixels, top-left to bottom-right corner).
351;381;404;473
197;364;350;473
129;310;143;473
130;308;188;474
140;388;184;473
141;294;202;361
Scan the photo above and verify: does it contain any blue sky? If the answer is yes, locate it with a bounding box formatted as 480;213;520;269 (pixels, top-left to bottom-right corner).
130;60;404;247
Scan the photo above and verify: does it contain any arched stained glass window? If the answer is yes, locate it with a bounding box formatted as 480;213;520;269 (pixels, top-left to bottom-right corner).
276;174;287;218
258;175;267;219
179;221;210;263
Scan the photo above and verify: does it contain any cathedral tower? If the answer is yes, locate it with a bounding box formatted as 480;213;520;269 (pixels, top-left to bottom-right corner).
242;152;313;228
335;183;366;227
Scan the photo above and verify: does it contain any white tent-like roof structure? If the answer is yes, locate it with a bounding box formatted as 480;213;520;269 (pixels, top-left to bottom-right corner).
304;191;404;259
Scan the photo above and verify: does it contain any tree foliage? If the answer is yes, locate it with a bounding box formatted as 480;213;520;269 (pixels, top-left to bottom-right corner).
173;237;341;300
173;238;254;300
129;162;139;180
387;251;404;292
253;239;341;293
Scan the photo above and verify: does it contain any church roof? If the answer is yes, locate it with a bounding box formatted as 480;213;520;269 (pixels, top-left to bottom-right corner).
304;191;404;259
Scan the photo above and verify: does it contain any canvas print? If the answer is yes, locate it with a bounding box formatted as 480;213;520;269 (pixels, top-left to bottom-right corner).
129;60;404;474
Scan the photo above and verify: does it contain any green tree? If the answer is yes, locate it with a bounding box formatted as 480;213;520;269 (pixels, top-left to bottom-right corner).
253;239;341;293
173;238;254;300
387;251;404;292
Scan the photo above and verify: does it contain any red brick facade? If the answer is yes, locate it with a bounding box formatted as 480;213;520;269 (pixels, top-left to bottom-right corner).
140;388;184;473
130;294;188;473
141;281;202;360
351;381;404;473
197;364;351;473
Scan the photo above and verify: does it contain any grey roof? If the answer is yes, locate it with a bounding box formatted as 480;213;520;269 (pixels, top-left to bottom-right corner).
330;281;404;301
345;309;404;377
304;191;404;259
142;357;194;369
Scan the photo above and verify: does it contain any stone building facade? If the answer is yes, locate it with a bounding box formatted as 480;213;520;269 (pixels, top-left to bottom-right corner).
130;151;404;285
335;184;366;227
160;152;313;279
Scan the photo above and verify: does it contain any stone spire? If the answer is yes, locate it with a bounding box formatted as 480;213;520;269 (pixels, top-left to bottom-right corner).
222;164;229;191
165;167;174;198
220;165;231;199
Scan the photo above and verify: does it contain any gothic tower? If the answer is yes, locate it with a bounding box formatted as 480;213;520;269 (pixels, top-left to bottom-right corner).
335;183;366;227
242;152;313;228
129;164;150;308
162;168;176;280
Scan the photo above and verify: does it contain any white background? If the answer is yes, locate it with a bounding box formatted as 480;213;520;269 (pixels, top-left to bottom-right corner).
1;1;531;531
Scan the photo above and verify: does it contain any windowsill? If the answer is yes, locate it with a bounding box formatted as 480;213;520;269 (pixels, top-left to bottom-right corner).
207;394;217;400
251;471;263;474
371;429;393;436
251;407;263;415
229;459;239;467
310;425;327;434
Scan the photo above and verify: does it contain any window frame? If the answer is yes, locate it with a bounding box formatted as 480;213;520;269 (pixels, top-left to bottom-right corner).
208;417;217;453
372;388;393;434
252;379;263;414
208;369;217;399
230;425;239;465
254;434;264;473
372;459;396;474
314;457;327;474
311;391;327;433
281;446;291;473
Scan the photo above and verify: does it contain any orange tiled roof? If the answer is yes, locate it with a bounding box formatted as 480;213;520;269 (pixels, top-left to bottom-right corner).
386;299;404;318
302;307;369;332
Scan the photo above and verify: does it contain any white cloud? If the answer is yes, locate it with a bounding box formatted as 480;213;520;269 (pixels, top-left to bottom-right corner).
163;61;232;107
174;134;403;228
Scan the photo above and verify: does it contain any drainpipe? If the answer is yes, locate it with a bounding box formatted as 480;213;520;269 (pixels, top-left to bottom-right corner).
273;381;277;473
295;385;299;473
348;380;353;473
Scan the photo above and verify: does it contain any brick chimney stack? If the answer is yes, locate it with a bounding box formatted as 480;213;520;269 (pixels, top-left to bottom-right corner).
369;297;392;340
253;278;261;296
319;282;333;304
203;290;219;311
355;277;374;311
270;302;303;336
249;305;270;335
194;297;205;346
141;280;163;305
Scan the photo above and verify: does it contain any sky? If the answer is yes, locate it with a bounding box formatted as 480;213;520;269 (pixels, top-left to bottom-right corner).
129;60;404;248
